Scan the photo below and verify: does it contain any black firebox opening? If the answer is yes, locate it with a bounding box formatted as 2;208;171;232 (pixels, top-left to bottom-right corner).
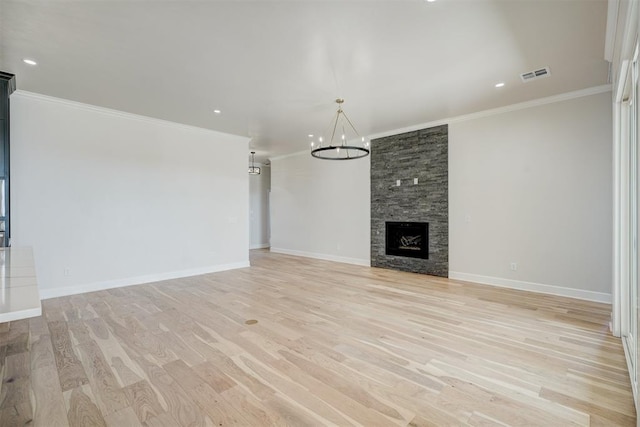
385;222;429;259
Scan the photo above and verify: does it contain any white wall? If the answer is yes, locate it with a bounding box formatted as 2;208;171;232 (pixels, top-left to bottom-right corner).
10;91;250;298
449;91;612;301
270;152;370;265
270;90;612;301
249;165;270;249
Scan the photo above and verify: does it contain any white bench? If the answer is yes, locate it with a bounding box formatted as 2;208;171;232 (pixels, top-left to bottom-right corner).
0;247;41;325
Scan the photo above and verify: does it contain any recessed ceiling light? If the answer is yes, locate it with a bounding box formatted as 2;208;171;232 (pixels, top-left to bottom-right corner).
213;109;221;114
308;134;314;137
426;0;436;3
495;82;505;88
23;59;37;66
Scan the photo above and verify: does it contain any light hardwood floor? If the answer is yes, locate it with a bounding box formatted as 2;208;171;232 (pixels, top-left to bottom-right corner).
0;249;635;426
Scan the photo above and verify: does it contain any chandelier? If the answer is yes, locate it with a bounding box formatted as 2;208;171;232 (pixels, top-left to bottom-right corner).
248;151;261;175
310;99;370;160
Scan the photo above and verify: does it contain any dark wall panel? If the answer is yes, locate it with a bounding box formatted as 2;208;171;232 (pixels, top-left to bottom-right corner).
370;124;448;276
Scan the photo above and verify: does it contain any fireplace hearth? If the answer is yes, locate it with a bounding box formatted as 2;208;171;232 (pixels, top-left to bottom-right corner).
385;222;429;259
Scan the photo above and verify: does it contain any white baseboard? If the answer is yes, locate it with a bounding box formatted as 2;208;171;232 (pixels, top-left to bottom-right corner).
250;243;270;249
448;271;611;303
39;261;250;300
270;247;370;267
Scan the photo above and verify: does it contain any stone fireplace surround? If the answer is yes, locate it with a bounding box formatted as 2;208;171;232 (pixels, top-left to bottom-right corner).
370;124;448;277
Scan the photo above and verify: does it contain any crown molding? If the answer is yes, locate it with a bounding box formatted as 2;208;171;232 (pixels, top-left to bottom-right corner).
13;85;611;162
368;85;612;141
11;90;250;142
271;85;612;162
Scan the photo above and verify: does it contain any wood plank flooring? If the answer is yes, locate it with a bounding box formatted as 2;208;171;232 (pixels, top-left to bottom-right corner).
0;249;635;426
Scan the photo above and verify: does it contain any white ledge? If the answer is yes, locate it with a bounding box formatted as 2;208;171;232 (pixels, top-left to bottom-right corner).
0;247;42;323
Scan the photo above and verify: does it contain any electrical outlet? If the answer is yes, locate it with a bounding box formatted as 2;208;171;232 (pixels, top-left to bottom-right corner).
64;267;71;276
510;262;517;271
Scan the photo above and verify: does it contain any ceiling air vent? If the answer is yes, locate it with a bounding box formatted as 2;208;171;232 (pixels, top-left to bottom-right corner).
520;67;551;83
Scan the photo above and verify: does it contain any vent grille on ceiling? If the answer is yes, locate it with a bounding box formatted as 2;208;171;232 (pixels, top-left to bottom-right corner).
520;67;551;83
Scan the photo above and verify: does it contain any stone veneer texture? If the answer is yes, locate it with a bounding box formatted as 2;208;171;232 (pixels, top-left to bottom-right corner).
370;124;448;277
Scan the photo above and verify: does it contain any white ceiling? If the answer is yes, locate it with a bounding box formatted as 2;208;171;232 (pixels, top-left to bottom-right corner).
0;1;609;163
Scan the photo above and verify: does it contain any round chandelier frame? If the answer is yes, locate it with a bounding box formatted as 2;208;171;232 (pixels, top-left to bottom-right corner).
310;99;370;160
